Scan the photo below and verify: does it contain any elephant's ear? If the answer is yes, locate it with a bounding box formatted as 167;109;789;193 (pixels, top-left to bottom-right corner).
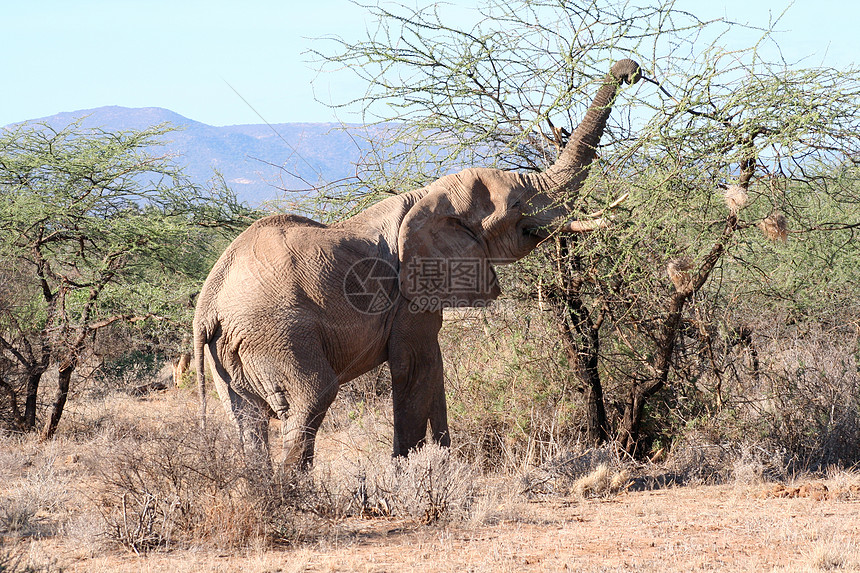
398;188;500;312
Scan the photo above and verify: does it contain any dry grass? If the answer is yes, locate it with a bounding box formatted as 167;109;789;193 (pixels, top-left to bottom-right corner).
0;438;71;540
1;385;860;572
1;383;484;554
801;539;860;572
2;310;860;572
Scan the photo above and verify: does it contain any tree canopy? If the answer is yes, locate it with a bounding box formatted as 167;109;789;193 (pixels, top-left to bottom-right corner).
0;121;253;437
317;0;860;461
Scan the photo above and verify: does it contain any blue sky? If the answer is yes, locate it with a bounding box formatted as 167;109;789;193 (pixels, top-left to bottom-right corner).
1;1;856;127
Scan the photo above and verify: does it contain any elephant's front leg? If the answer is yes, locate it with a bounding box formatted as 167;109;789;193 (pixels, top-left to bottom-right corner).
388;310;448;457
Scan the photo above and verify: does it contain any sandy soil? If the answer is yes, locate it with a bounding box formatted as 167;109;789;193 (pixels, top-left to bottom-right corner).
18;480;859;573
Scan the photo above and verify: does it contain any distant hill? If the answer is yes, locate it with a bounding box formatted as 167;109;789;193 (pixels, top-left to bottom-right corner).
10;106;374;206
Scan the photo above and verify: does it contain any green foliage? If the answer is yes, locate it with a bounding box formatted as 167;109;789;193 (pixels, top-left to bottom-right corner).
98;349;164;383
0;120;256;433
319;0;860;463
0;121;248;324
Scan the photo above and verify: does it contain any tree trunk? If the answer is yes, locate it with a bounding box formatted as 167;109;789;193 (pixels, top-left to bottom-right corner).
552;237;609;446
0;378;26;432
618;288;686;454
40;362;74;441
562;300;608;445
555;304;608;445
583;369;609;445
24;367;46;429
619;214;741;455
619;385;646;454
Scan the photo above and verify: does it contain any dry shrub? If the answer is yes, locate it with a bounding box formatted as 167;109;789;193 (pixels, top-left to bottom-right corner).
337;444;477;524
665;313;859;475
0;546;61;573
0;498;43;539
745;326;860;470
0;439;70;539
92;397;479;553
97;421;244;551
95;417;322;552
64;378;479;554
0;435;29;485
663;436;792;486
320;364;394;454
440;305;583;472
730;443;782;484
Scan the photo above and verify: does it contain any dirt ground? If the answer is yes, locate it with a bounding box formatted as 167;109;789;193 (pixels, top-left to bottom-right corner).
4;388;860;573
11;479;858;572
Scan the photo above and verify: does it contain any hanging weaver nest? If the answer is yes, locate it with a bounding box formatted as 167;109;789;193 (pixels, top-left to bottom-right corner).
667;257;694;293
723;184;748;214
759;212;789;241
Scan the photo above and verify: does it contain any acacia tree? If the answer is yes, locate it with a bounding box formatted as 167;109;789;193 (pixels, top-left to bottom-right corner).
0;121;252;438
319;0;860;456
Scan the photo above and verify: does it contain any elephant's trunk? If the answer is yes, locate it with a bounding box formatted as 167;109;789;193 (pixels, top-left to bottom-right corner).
529;59;641;196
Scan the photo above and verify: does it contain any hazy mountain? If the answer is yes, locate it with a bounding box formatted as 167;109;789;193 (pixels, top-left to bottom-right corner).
11;106;374;206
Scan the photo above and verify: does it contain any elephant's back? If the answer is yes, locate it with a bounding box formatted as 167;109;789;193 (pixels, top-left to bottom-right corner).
200;214;327;299
200;217;393;328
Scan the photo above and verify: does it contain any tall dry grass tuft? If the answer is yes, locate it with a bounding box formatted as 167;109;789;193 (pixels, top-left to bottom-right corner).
802;538;860;572
0;437;71;540
0;546;62;573
571;463;631;498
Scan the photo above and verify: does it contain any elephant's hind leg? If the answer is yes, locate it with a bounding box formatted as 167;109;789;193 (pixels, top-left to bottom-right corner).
206;340;272;469
281;400;334;469
232;393;272;471
280;366;339;469
242;347;339;469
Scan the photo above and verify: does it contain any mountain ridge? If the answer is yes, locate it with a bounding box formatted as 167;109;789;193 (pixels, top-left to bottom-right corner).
8;106;371;206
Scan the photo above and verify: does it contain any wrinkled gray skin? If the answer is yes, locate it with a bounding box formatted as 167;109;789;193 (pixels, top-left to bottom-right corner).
193;60;641;468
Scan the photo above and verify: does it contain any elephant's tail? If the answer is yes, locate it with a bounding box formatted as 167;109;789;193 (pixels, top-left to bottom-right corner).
193;317;211;431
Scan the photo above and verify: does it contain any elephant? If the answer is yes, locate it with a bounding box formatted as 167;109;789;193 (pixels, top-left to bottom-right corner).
193;59;642;468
